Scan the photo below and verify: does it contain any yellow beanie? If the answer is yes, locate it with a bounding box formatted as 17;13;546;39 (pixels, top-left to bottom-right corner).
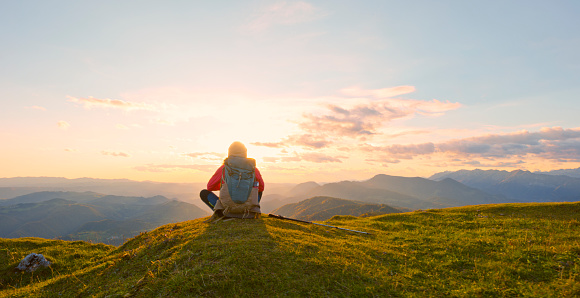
228;141;247;158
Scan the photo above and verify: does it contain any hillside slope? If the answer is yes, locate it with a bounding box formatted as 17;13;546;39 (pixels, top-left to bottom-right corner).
0;199;106;238
1;202;579;297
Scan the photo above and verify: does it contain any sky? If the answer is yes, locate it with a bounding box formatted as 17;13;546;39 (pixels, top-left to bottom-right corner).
1;0;580;184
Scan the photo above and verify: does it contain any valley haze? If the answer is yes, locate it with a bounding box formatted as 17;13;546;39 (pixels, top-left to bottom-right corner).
2;168;579;246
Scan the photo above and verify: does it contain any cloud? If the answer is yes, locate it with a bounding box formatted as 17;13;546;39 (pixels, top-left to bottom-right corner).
252;94;461;151
243;1;326;33
251;142;284;148
25;106;46;111
101;151;130;158
286;134;332;148
252;134;331;149
296;98;461;144
262;151;341;163
262;157;280;163
116;124;142;130
436;127;580;158
184;152;224;161
134;164;215;173
362;127;580;163
340;86;416;99
300;152;342;163
365;157;401;165
367;142;436;159
152;118;175;126
299;104;383;139
57;121;70;129
458;160;526;168
68;96;155;111
385;130;431;139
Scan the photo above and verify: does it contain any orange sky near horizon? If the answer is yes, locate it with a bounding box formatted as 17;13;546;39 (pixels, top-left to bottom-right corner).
2;1;580;184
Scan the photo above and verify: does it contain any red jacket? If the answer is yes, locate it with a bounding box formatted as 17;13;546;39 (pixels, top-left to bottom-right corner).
207;164;265;192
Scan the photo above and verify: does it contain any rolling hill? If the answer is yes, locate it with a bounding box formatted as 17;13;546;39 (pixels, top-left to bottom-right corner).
0;192;208;245
0;177;204;207
1;202;578;296
271;196;404;221
0;191;104;205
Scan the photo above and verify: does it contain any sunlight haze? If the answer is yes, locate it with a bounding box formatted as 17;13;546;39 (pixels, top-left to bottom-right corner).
1;1;579;183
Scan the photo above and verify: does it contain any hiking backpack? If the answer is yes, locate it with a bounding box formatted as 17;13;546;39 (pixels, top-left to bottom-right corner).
213;156;261;218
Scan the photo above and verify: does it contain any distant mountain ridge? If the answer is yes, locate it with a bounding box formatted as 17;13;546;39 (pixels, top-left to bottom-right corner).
535;166;580;178
272;174;511;210
0;191;208;245
0;176;297;211
0;177;206;208
430;169;580;202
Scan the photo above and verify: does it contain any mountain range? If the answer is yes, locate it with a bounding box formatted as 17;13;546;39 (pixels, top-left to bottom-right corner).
0;191;208;245
535;166;580;178
0;177;296;211
2;170;580;245
430;169;580;202
262;174;512;211
264;169;580;214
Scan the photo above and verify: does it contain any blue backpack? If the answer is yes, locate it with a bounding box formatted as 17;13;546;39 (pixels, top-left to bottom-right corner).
223;157;256;203
213;156;261;218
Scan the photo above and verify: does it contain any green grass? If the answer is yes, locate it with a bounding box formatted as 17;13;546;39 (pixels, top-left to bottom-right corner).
1;202;579;297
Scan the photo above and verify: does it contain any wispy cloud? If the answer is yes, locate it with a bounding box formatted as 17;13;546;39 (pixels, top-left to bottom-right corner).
134;164;215;173
362;127;580;164
25;106;46;111
253;94;461;149
101;151;130;157
262;151;341;163
243;1;326;33
184;152;224;161
152;118;175;126
57;121;70;129
252;134;331;149
301;152;342;163
361;142;436;160
115;124;142;130
456;160;526;168
68;96;155;111
303;98;460;138
251;142;284;148
340;86;416;99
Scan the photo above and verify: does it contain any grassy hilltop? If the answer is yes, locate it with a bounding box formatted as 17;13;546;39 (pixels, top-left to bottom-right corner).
1;202;579;297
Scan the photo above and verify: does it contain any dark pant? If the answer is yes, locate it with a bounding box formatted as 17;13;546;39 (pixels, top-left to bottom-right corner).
200;189;219;210
199;189;263;211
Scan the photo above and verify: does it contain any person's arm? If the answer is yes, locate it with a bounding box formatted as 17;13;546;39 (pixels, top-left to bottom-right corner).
207;165;225;191
255;168;265;201
255;168;265;192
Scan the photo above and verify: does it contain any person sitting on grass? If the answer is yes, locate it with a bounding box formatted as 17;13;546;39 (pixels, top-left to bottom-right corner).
200;141;265;221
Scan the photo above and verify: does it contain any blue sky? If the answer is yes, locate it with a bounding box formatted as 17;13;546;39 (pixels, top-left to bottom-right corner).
1;0;579;183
